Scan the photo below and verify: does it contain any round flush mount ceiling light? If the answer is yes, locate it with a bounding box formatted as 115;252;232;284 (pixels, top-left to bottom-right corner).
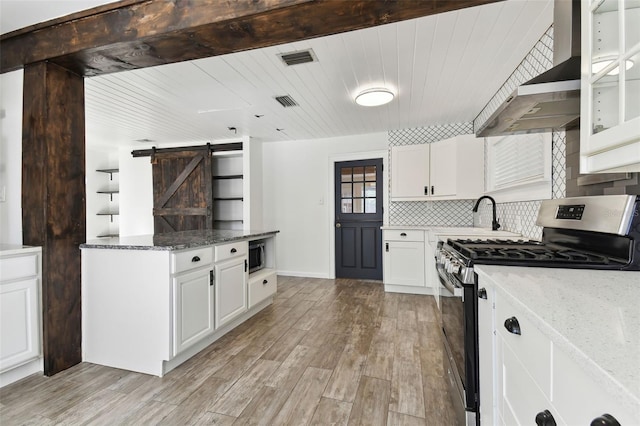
592;59;634;76
355;88;394;107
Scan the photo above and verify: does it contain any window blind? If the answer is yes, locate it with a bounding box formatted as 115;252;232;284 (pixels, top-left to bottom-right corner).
492;133;546;189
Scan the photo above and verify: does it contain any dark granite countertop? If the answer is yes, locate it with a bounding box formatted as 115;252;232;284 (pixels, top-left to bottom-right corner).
80;229;279;251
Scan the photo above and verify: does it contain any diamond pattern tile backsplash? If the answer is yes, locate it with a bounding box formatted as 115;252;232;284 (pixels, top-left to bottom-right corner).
390;25;567;240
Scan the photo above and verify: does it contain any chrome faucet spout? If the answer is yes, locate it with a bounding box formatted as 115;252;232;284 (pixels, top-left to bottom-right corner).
472;196;501;231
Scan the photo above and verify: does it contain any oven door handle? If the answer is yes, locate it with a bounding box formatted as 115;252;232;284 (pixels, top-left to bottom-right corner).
441;277;463;298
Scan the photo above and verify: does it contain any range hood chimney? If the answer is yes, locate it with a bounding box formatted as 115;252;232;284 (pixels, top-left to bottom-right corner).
476;0;581;137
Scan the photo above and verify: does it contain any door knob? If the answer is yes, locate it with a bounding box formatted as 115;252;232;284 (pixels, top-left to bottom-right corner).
336;223;341;228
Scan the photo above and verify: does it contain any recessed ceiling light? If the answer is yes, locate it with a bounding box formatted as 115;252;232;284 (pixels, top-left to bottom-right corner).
355;88;394;107
592;59;634;76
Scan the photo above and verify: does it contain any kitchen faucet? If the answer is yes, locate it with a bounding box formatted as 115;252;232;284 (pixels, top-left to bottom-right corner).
472;196;501;231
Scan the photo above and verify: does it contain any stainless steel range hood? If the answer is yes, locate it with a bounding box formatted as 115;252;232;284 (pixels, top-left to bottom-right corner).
476;0;581;137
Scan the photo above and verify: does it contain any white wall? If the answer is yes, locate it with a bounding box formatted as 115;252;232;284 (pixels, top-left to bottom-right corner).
0;69;24;245
86;146;120;240
118;147;153;236
262;132;388;278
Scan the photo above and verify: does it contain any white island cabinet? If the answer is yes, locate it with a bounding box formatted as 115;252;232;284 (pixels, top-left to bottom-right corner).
81;231;277;377
476;266;640;426
0;245;43;387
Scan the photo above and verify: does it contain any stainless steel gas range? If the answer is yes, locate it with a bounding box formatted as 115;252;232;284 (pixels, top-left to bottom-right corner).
435;195;640;426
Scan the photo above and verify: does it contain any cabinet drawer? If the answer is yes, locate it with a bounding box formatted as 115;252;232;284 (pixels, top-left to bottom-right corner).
501;340;557;426
214;241;247;262
172;247;213;274
0;253;39;283
496;296;551;398
248;270;277;308
383;230;424;242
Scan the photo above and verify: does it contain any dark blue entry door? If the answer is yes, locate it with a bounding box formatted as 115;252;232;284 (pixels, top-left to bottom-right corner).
334;158;383;280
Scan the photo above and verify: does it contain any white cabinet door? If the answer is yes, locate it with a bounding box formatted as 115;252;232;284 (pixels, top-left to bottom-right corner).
390;135;484;201
0;277;40;372
215;257;248;328
173;268;214;356
580;1;640;173
429;139;457;197
383;241;425;287
391;144;430;199
477;282;496;426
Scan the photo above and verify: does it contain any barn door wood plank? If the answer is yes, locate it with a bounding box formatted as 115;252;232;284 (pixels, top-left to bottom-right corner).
155;153;204;209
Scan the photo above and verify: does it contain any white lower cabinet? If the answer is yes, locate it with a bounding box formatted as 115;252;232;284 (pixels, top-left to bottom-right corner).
82;234;277;377
248;269;277;309
173;267;214;356
383;229;425;290
477;283;496;426
0;246;43;387
479;274;636;426
214;256;247;328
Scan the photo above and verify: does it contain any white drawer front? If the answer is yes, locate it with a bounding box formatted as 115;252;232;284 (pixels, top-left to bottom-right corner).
172;247;213;274
214;241;247;262
0;254;39;283
383;230;424;242
496;296;552;398
248;271;277;308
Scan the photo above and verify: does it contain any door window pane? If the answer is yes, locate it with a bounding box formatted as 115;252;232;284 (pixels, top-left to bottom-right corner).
353;198;364;213
365;182;376;197
365;166;376;181
353;183;364;198
341;199;352;213
341;183;352;198
365;198;376;213
341;168;352;182
353;167;364;182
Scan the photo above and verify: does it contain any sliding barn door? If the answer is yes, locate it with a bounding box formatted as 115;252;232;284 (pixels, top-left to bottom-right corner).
152;149;213;233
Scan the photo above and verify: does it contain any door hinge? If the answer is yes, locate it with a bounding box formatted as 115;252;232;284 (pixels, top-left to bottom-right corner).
209;270;214;286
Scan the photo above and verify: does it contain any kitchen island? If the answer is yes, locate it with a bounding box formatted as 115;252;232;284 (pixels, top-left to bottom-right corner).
476;265;640;425
81;229;278;377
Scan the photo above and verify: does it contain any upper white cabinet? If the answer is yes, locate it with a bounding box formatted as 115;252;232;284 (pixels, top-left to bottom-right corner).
580;1;640;173
391;134;484;201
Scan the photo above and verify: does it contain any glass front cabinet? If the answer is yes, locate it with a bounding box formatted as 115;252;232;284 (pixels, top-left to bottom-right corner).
580;0;640;172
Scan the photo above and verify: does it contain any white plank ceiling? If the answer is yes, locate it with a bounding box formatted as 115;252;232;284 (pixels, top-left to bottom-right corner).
86;1;550;146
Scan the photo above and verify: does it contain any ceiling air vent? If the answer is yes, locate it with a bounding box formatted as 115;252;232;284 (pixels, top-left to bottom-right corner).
275;95;299;108
279;49;317;66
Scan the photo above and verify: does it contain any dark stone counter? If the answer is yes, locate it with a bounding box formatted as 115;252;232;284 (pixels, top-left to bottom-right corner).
80;229;279;251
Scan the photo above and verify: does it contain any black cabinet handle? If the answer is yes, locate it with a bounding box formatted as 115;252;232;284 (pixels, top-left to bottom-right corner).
263;279;268;285
424;186;429;195
535;410;557;426
385;243;389;252
478;288;487;299
191;256;200;262
209;270;213;286
431;185;434;195
504;317;521;335
230;248;237;254
400;232;407;237
590;414;621;426
244;259;248;272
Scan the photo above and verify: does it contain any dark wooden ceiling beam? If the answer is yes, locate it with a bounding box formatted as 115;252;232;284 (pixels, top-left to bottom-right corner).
1;0;501;77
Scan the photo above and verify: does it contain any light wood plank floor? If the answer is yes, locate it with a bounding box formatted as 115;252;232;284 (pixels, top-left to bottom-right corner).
0;276;456;425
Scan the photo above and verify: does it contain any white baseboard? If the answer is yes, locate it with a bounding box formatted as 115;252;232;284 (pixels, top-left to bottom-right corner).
277;270;332;279
384;284;435;296
0;357;43;388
